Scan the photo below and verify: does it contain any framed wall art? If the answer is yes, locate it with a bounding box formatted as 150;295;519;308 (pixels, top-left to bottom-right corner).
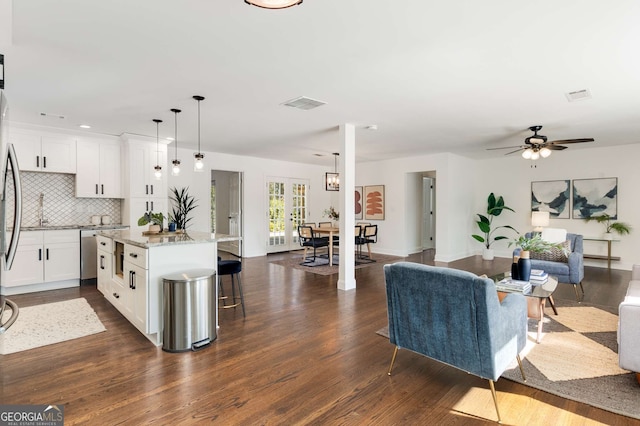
364;185;385;220
531;180;571;219
572;177;618;219
355;186;363;220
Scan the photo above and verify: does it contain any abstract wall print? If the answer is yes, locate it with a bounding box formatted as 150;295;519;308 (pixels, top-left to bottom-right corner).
531;180;571;219
364;185;385;220
355;186;363;220
573;177;618;219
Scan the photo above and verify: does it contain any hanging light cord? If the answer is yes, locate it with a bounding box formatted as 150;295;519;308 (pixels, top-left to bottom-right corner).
197;98;201;154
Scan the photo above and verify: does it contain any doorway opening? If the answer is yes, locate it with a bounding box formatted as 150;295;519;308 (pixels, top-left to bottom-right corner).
266;177;310;253
211;170;244;257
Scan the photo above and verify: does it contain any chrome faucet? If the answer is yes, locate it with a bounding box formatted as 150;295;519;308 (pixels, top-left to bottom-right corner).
39;192;48;227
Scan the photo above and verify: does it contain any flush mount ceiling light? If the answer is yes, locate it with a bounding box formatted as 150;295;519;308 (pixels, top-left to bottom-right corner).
193;95;205;172
170;108;181;176
153;119;163;180
325;153;339;191
244;0;302;9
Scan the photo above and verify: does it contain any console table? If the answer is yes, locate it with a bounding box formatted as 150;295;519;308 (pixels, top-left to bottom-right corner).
583;237;620;271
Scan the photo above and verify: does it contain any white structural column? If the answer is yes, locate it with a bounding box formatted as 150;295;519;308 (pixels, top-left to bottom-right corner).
338;123;356;290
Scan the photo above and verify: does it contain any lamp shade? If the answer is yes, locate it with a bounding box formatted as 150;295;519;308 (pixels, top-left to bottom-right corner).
531;211;550;230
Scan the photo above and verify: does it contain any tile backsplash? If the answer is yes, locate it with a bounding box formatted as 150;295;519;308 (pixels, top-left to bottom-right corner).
6;172;122;227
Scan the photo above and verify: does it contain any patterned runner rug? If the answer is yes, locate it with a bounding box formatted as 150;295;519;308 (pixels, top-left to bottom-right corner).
0;298;106;355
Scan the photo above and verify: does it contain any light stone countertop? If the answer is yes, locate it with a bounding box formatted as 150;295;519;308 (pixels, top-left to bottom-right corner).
96;229;240;249
17;224;129;231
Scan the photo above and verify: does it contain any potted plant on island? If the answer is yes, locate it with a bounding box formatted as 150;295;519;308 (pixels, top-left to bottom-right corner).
509;234;564;281
169;186;198;231
138;211;165;234
584;213;632;240
471;193;518;260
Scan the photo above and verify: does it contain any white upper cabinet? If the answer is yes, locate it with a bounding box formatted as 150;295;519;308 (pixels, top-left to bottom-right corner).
128;142;167;199
76;138;123;198
10;130;76;173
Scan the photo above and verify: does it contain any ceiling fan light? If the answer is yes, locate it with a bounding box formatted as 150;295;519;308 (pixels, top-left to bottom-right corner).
522;149;532;159
540;147;552;158
244;0;302;9
530;150;540;160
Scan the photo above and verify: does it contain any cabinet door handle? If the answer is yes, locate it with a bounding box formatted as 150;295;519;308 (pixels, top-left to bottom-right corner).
101;184;104;195
36;156;40;168
100;255;105;269
146;201;149;211
38;248;42;261
43;157;47;168
150;185;154;195
95;184;99;194
131;271;136;289
46;248;49;260
145;184;149;195
129;253;138;258
150;201;154;211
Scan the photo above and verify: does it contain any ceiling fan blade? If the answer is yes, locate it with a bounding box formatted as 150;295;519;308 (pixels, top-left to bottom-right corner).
504;148;524;155
549;138;594;144
486;145;526;151
546;145;568;151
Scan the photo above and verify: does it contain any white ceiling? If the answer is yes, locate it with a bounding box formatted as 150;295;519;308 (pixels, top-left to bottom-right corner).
2;0;640;166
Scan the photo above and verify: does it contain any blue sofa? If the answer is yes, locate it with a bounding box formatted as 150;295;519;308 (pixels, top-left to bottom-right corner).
384;262;527;423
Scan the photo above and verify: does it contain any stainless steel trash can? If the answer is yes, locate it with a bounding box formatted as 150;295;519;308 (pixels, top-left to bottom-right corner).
162;268;216;352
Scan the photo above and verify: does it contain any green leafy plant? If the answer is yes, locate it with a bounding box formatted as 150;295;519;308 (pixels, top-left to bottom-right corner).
169;186;198;230
323;206;339;221
585;213;632;236
471;193;518;249
509;234;563;253
138;211;165;229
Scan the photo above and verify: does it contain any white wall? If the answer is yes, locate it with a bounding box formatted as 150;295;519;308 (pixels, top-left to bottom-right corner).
168;147;333;258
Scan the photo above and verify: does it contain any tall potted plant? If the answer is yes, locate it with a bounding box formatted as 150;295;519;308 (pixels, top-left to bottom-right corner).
585;213;632;240
472;193;518;260
169;186;198;231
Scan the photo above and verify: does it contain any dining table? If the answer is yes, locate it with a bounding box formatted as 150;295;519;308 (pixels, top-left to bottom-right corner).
311;226;339;266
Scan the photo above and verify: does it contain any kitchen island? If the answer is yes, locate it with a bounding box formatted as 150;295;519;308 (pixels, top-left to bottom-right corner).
96;230;239;346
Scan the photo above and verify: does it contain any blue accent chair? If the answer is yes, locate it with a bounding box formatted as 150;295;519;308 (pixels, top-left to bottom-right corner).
384;262;527;423
514;232;584;301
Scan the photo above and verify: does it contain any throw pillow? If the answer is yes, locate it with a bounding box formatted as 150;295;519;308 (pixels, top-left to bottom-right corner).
530;240;572;263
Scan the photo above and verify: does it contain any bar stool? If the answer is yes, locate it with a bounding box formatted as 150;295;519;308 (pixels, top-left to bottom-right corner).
217;256;246;317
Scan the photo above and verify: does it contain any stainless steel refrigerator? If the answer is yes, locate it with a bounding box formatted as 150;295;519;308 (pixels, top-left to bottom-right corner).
0;89;23;333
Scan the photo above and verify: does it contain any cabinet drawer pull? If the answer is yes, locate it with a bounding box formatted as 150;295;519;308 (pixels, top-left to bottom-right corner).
113;292;120;299
100;241;106;246
129;253;138;258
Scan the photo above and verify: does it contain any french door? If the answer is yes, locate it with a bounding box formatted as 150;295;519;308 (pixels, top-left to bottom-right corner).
266;177;310;253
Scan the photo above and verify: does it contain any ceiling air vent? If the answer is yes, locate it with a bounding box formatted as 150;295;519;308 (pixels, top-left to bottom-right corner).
281;96;327;110
565;89;592;102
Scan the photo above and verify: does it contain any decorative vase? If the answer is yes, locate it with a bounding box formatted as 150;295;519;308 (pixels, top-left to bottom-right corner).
511;256;520;280
168;222;177;232
517;250;531;282
482;248;494;261
148;224;161;234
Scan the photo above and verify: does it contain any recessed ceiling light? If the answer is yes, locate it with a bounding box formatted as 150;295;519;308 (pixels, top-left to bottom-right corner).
79;124;91;129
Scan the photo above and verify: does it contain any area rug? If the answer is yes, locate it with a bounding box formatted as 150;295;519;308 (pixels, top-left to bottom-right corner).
0;298;106;355
271;253;403;276
376;299;640;420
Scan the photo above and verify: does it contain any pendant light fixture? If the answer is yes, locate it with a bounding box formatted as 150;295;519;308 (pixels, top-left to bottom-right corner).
170;108;181;176
244;0;302;9
325;152;339;191
193;95;205;172
152;119;163;180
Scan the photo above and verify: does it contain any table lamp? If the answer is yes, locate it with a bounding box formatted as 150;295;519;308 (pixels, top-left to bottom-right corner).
531;211;550;233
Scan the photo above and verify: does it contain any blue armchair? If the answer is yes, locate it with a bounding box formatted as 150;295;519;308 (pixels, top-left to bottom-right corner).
514;232;584;301
384;262;527;423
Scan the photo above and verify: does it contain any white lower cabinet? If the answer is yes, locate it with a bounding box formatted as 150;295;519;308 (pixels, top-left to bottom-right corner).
2;230;80;292
124;262;148;332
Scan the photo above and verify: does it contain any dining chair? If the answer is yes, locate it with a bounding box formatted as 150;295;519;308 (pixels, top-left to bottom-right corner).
298;225;330;264
361;225;378;260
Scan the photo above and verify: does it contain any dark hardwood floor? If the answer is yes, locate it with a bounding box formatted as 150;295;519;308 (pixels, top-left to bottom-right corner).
1;252;636;425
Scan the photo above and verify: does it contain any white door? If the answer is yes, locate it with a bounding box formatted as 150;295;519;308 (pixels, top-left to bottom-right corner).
218;172;243;256
266;177;309;253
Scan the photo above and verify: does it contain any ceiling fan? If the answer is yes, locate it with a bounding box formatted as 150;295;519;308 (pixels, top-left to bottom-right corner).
488;125;595;160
